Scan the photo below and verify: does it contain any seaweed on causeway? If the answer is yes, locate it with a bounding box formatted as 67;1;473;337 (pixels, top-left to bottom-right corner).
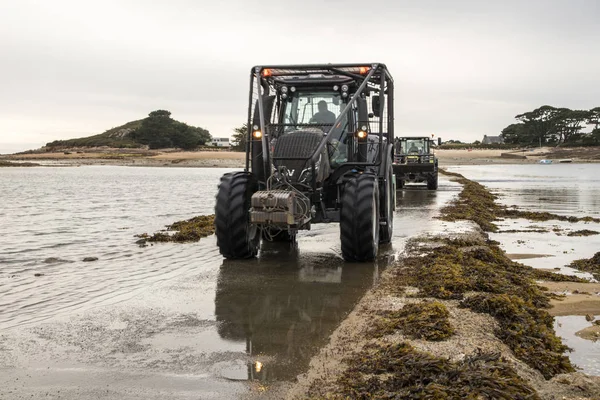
461;293;573;379
331;343;539;399
370;301;455;341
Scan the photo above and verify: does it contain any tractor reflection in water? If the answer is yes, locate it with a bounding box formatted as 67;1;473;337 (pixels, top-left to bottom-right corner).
214;243;382;382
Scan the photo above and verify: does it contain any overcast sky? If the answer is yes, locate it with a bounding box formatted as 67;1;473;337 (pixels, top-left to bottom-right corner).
1;0;599;153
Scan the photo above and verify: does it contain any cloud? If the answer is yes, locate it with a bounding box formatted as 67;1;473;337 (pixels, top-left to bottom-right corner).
1;0;599;152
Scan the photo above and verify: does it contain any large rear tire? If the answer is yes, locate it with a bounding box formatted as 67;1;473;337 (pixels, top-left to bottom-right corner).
215;172;260;259
340;174;379;261
379;165;394;244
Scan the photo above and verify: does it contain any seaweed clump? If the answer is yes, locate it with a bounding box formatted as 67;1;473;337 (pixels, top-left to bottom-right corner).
568;252;600;280
330;343;539;399
438;170;502;232
529;269;589;283
135;215;215;244
567;229;600;237
501;208;600;224
461;293;573;379
371;301;455;341
393;238;576;378
400;240;551;307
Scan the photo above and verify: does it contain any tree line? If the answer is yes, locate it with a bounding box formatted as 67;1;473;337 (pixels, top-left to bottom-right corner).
501;106;600;146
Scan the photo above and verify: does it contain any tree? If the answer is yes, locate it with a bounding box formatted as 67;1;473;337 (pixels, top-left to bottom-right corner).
231;123;248;152
554;109;589;144
515;105;560;145
130;110;211;150
587;107;600;131
500;123;526;144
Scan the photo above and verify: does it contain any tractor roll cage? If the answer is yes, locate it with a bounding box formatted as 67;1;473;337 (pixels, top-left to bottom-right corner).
245;63;394;188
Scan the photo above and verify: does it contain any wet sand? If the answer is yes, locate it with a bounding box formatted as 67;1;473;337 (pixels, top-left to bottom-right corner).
544;281;600;316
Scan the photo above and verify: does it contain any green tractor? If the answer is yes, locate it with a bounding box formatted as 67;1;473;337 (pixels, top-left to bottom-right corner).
393;136;440;190
215;63;395;261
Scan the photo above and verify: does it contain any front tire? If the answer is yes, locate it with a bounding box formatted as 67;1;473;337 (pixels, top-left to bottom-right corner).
215;172;260;259
427;173;438;190
340;174;379;261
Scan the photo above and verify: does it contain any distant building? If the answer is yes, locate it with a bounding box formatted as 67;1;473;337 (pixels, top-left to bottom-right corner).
482;135;504;145
208;137;231;147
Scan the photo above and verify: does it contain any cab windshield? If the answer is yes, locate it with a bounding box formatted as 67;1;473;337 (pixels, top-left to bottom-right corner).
400;139;429;155
282;92;343;130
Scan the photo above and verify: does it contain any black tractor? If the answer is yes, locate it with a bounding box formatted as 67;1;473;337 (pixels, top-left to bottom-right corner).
215;64;395;261
393;136;440;190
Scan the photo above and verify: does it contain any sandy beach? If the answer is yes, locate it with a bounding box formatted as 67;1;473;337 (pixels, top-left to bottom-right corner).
3;146;599;168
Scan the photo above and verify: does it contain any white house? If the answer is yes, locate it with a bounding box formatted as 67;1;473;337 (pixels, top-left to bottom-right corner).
208;137;231;147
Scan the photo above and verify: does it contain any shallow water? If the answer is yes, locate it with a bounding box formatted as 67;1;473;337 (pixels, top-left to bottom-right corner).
448;164;600;272
554;316;600;375
0;166;227;329
449;164;600;217
0;165;461;397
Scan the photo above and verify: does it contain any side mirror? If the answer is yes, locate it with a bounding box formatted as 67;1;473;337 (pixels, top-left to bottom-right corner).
372;95;381;117
438;138;442;146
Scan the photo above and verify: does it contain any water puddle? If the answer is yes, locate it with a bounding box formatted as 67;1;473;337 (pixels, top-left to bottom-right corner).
555;316;600;375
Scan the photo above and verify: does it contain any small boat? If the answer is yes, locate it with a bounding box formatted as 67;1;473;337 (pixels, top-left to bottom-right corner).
538;159;553;164
558;159;573;163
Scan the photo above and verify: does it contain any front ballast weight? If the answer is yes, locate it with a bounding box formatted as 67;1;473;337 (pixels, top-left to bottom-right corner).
250;190;311;235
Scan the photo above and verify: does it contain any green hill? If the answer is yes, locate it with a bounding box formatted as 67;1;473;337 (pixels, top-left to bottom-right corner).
45;110;211;150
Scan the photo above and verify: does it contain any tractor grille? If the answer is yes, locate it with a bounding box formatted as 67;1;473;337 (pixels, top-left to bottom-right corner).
272;130;324;182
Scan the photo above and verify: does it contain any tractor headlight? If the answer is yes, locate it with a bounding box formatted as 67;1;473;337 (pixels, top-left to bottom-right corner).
333;85;339;91
252;130;262;139
281;86;288;94
290;86;296;93
357;130;368;139
341;84;349;92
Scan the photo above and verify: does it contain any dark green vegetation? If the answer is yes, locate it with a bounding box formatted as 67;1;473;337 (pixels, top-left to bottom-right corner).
567;229;600;237
230;123;247;152
568;252;600;280
0;160;39;167
333;343;539;399
46;110;211;150
439;169;600;231
135;215;215;245
501;105;600;146
438;142;516;150
371;301;455;341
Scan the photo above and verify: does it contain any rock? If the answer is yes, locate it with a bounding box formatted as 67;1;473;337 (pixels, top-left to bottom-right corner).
82;257;98;262
575;325;600;341
586;314;595;322
34;273;44;277
43;257;70;264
